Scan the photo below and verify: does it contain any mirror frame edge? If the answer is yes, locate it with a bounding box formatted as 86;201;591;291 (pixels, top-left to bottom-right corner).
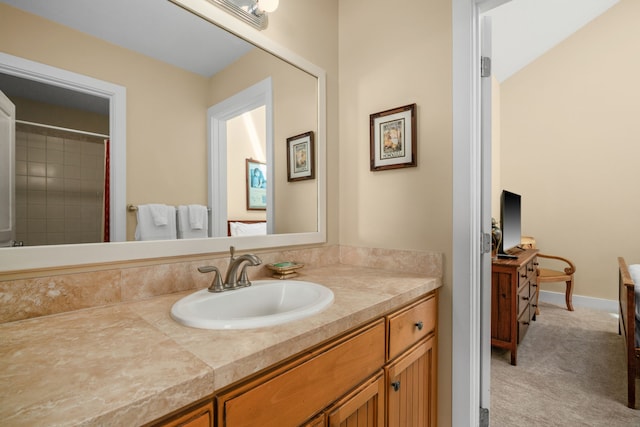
0;0;327;273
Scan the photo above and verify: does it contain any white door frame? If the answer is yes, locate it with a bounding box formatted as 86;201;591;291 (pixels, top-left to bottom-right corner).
207;77;274;237
0;90;15;246
452;1;510;425
0;53;127;242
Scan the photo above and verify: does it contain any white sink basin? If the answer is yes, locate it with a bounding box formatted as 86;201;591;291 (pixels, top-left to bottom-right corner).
170;280;334;330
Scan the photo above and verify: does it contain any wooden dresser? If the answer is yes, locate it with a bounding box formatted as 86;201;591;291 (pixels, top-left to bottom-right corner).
491;249;538;365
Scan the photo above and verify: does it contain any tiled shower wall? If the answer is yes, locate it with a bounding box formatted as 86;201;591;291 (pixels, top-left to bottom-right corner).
15;124;106;246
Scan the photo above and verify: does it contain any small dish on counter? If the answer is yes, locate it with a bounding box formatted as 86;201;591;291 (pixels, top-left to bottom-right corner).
266;261;304;279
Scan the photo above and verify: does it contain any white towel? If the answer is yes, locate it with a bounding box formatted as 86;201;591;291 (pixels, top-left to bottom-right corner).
177;205;209;239
188;204;208;230
149;203;170;226
135;204;177;241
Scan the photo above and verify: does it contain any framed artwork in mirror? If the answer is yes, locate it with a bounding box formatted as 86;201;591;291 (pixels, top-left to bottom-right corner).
286;131;315;182
246;158;267;210
369;103;417;171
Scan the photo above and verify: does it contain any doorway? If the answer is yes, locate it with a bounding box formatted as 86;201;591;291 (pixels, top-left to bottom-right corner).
207;77;274;237
0;53;127;242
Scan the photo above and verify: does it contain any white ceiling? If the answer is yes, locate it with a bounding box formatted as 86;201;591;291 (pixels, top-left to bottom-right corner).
483;0;619;82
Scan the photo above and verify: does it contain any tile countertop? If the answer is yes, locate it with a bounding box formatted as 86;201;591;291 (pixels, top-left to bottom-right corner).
0;264;441;426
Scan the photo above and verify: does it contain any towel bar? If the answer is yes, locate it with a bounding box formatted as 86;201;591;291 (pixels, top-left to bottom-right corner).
127;204;211;212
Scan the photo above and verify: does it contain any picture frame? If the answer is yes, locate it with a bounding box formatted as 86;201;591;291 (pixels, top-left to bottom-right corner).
369;103;417;171
246;158;267;210
287;131;315;182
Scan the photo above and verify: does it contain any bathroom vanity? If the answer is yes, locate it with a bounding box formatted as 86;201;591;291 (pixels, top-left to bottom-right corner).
155;292;437;427
0;265;440;426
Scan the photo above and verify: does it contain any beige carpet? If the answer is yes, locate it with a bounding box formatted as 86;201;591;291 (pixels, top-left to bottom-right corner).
491;302;640;426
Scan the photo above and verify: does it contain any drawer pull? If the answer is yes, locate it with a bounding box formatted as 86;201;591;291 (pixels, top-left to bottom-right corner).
391;381;401;392
415;321;424;331
520;273;527;278
521;296;529;301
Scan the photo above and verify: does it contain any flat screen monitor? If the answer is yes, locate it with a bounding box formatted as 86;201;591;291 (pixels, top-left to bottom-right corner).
500;190;521;257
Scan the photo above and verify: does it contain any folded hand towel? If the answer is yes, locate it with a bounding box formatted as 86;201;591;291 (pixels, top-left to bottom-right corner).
188;204;208;230
177;205;208;239
135;204;177;241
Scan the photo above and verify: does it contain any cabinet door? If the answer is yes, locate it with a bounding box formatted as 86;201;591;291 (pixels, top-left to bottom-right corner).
326;372;385;427
155;400;213;427
386;336;436;427
302;413;326;427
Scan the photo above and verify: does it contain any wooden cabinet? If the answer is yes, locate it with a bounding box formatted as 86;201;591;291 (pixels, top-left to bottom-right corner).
216;320;385;427
326;372;385;427
154;291;438;427
491;249;538;365
385;294;438;427
386;337;436;427
150;400;214;427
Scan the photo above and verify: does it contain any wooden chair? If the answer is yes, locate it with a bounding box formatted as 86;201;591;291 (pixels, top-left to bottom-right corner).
535;253;576;314
520;236;576;315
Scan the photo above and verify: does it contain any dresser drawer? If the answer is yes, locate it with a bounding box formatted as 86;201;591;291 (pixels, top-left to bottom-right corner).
517;309;533;344
387;293;437;361
517;282;531;317
518;259;537;289
219;320;385;427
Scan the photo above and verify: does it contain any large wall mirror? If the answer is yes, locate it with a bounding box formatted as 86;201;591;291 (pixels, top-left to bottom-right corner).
0;0;326;271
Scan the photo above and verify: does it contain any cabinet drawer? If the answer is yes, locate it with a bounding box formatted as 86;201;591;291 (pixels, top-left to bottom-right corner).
517;310;532;344
518;260;537;289
219;320;385;427
517;283;531;317
387;294;437;361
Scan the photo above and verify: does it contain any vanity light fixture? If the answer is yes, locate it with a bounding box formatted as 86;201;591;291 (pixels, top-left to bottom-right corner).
207;0;278;30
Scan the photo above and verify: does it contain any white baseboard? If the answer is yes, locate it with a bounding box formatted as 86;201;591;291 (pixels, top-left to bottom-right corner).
538;290;618;313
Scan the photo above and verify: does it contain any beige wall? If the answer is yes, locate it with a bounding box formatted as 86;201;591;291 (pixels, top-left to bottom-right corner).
338;0;452;425
500;0;640;300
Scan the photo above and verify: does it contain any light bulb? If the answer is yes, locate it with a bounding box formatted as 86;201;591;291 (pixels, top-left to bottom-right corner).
257;0;279;13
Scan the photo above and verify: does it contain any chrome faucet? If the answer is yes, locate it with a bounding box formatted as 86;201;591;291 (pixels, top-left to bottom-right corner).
224;246;262;289
198;246;262;293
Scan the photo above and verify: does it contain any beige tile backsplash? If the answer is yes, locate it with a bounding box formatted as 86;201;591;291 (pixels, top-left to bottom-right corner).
0;245;442;324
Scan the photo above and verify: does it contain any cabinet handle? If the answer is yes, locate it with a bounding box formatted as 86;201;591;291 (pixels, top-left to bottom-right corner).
520;273;527;278
415;321;424;330
391;381;401;392
522;321;530;326
521;296;529;301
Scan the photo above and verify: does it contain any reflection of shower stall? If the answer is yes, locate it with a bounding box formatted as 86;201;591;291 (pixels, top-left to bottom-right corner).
15;121;107;246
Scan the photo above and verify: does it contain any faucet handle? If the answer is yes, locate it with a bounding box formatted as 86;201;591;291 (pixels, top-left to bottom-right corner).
198;266;224;293
238;265;252;287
